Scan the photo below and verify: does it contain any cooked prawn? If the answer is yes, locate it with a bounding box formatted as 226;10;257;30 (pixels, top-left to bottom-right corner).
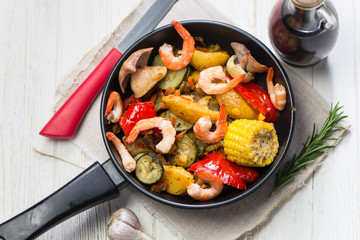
106;132;136;173
159;20;195;71
126;117;176;154
187;171;224;201
193;101;228;144
266;67;286;111
105;91;123;123
197;66;245;95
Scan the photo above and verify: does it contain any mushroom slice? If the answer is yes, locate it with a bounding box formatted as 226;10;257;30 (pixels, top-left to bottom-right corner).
226;55;254;83
130;66;167;98
118;47;153;93
230;42;268;73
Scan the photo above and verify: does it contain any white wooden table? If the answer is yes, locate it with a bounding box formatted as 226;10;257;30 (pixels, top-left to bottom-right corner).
1;0;359;239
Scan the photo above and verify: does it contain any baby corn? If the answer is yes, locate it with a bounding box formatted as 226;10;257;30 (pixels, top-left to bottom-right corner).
224;119;279;167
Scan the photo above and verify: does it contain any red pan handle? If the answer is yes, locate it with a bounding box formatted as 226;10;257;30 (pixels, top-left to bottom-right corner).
39;48;122;138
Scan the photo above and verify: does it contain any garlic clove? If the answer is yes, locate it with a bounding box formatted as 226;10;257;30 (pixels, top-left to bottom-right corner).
107;208;141;230
108;220;150;240
107;208;153;240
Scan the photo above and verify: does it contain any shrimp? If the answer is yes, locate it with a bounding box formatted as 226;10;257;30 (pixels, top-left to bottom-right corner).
266;67;286;111
193;101;228;144
187;171;224;201
106;132;136;173
126;117;176;154
159;20;195;71
105;91;123;123
196;66;245;95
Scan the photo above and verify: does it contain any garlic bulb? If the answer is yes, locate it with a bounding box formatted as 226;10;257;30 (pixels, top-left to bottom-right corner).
107;208;153;240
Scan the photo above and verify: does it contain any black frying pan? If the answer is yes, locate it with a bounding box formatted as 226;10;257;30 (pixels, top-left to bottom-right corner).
0;20;295;240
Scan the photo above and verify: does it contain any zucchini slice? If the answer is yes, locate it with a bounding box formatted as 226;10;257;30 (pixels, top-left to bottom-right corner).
152;54;190;90
187;131;208;156
152;54;163;66
169;133;198;168
134;152;164;185
134;152;147;161
157;66;189;90
154;90;164;112
164;110;193;132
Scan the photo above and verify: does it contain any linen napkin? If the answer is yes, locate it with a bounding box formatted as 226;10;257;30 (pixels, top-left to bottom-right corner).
37;0;350;239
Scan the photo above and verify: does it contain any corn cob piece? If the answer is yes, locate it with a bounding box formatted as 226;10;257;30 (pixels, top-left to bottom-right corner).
224;119;279;167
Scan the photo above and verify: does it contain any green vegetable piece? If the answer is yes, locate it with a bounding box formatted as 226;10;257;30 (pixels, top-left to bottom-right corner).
152;54;190;90
154;90;164;112
164;110;193;132
169;133;198;168
134;152;164;185
187;131;208;156
208;44;222;52
157;67;189;90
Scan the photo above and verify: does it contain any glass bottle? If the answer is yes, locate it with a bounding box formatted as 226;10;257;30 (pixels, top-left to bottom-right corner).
268;0;339;67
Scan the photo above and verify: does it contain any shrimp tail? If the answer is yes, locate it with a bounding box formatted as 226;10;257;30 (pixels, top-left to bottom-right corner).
266;67;274;89
126;128;141;144
172;20;194;43
105;91;123;123
125;117;176;154
197;67;244;95
187;171;223;201
106;132;136;173
159;20;195;71
266;67;286;111
217;101;228;125
228;73;246;90
193;101;228;144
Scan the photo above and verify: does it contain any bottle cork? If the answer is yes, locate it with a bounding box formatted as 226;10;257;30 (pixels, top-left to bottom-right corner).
292;0;324;8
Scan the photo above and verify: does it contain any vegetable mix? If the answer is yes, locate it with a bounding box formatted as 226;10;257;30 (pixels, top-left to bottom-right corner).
105;20;287;201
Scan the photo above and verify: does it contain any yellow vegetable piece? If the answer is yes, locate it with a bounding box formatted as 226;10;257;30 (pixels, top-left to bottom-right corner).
162;95;219;124
215;90;259;120
257;113;266;121
130;66;167;98
173;155;188;167
190;50;230;71
190;71;200;84
157;165;194;195
224;119;279;167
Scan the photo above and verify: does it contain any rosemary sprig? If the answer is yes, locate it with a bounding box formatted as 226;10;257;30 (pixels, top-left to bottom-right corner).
271;102;347;196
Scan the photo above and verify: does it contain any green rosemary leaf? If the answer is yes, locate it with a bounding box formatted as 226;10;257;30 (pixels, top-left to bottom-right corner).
271;102;347;197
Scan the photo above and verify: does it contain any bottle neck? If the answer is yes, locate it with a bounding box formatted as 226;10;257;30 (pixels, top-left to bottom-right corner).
281;0;327;37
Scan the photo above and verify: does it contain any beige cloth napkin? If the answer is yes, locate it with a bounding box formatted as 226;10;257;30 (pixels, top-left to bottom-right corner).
43;0;349;239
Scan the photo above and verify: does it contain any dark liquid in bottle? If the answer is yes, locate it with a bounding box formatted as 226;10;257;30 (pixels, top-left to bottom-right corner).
268;0;339;67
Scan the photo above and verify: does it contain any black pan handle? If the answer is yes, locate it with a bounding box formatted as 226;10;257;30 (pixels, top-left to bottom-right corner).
0;159;127;240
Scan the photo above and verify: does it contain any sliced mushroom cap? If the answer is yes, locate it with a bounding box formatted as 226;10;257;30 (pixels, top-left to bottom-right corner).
130;66;167;98
118;47;153;93
231;42;248;60
226;55;254;83
230;42;268;73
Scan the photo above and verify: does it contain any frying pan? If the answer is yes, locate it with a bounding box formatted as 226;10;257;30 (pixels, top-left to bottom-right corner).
0;20;295;240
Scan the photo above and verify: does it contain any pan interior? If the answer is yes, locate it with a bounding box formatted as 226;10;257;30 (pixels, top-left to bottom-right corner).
101;20;295;209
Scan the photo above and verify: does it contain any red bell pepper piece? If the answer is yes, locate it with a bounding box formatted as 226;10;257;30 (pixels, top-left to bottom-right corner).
187;152;259;190
123;94;142;111
227;75;278;123
120;102;157;136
